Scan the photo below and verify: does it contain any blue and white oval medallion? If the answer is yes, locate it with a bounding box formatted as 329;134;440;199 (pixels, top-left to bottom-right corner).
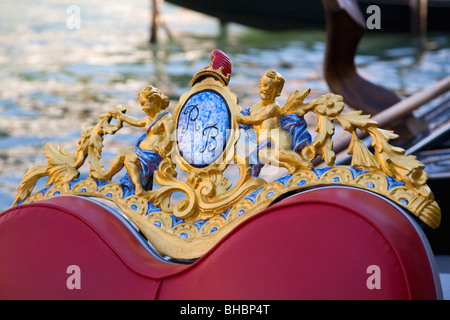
177;90;231;167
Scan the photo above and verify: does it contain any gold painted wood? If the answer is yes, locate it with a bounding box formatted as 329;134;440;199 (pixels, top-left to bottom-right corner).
11;51;441;260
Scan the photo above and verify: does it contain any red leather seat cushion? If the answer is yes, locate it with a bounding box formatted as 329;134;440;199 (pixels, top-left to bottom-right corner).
0;196;187;299
0;187;440;299
158;187;439;299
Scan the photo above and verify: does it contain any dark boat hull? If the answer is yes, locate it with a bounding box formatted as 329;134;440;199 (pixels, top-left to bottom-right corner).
167;0;326;31
167;0;450;32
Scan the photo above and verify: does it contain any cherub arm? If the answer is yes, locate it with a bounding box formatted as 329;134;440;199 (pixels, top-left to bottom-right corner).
237;104;279;125
118;113;146;127
110;105;146;127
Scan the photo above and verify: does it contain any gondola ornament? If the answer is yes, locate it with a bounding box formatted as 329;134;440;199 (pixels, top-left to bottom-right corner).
11;50;440;259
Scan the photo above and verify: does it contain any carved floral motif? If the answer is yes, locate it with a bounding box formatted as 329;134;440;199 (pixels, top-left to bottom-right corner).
12;50;440;259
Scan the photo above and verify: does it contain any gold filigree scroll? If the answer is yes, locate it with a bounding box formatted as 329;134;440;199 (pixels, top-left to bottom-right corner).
12;107;125;206
12;50;440;260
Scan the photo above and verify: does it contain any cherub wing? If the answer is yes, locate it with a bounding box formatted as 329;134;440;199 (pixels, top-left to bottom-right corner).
282;88;312;116
279;88;313;154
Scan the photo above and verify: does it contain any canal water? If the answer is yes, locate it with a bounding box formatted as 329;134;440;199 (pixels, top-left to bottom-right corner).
0;0;449;211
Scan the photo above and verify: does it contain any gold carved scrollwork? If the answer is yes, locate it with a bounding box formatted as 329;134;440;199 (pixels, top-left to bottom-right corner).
12;51;441;260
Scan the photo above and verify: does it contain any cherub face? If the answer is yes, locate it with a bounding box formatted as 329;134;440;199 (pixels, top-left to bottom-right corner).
139;94;161;114
259;76;278;102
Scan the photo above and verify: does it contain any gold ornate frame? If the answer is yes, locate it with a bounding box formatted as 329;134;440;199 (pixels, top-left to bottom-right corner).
172;77;241;173
10;51;441;260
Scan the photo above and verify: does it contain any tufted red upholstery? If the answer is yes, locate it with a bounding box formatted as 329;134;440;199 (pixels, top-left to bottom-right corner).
0;187;441;299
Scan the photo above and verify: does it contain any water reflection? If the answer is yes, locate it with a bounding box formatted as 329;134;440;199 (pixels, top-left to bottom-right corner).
0;0;449;211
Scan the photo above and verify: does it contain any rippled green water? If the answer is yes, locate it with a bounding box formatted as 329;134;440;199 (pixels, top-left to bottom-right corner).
0;0;449;211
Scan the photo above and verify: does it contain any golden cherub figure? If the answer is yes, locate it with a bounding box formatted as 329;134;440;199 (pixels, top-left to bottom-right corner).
237;70;311;174
93;85;174;196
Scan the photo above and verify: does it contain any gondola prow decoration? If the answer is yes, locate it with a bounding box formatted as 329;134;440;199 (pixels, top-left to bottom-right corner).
11;50;440;259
